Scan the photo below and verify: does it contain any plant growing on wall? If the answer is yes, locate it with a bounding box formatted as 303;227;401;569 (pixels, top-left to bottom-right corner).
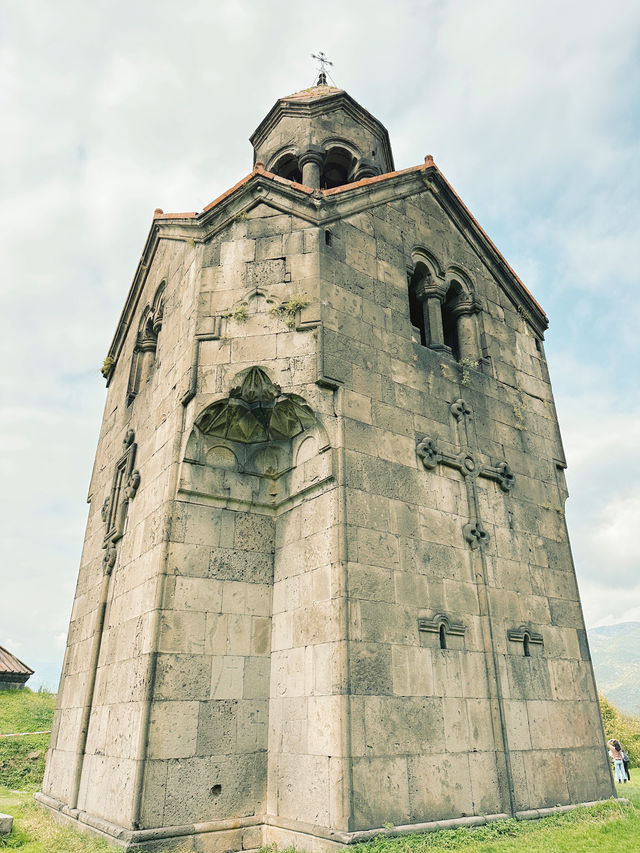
270;295;309;328
101;356;115;379
459;357;478;386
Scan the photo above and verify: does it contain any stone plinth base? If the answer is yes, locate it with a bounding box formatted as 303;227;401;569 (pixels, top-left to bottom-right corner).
34;792;622;852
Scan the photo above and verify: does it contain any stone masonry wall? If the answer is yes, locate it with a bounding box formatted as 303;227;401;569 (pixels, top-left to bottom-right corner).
43;237;201;827
43;167;612;845
316;187;612;827
134;206;347;831
140;505;274;827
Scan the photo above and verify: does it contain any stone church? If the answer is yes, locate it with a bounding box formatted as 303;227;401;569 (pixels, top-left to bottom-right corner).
38;79;614;850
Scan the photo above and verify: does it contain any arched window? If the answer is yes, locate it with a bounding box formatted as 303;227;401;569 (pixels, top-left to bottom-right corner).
127;282;166;405
406;255;481;363
439;623;447;650
442;282;462;360
271;153;302;183
523;633;531;657
408;263;429;345
321;147;354;189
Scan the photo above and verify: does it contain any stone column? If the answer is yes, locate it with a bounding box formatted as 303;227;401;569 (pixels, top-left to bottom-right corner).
137;338;157;386
415;279;447;349
353;159;379;181
299;148;324;189
453;298;481;361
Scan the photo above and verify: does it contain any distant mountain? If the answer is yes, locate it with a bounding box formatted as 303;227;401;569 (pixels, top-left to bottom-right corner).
588;622;640;715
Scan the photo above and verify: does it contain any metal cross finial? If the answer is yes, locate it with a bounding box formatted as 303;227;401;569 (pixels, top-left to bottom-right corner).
311;51;333;86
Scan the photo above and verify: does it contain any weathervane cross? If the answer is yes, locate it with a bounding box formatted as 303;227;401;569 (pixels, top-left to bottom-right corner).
311;51;333;85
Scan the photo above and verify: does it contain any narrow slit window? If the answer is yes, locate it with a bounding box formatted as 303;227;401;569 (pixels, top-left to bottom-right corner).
439;623;447;650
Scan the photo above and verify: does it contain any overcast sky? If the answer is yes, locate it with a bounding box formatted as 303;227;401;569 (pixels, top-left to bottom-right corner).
1;0;639;691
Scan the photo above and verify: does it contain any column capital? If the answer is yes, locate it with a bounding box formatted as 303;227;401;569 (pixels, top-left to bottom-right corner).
451;295;482;318
298;146;324;169
414;279;447;303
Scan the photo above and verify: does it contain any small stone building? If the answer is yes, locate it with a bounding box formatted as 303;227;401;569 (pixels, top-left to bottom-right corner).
0;646;33;691
38;81;614;850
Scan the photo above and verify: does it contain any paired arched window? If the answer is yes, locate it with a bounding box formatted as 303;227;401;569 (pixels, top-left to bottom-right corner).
408;253;480;363
127;282;166;405
269;144;378;190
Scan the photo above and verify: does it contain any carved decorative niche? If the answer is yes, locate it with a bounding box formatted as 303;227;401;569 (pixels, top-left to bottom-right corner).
127;281;166;405
195;366;316;444
102;429;140;574
180;366;333;511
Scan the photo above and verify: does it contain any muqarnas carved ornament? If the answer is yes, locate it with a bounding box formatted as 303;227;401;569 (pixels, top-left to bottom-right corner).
195;366;317;444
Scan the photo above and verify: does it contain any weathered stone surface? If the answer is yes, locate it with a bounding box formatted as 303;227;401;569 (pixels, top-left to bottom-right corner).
40;81;612;853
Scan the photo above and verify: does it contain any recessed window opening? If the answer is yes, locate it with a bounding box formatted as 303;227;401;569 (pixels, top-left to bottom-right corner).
127;282;165;406
408;263;428;346
442;283;461;359
535;338;542;353
325;229;333;246
321;147;353;189
523;633;531;657
272;153;302;183
439;623;447;650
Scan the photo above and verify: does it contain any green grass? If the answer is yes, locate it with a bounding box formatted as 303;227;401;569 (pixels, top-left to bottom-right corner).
0;789;191;851
0;787;637;853
1;689;639;851
0;788;113;851
345;783;640;853
0;787;638;853
0;691;56;790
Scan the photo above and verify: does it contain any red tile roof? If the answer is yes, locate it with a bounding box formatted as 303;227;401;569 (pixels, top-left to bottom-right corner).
0;646;34;676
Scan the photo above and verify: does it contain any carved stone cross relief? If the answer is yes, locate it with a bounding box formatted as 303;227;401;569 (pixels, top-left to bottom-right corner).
416;399;514;549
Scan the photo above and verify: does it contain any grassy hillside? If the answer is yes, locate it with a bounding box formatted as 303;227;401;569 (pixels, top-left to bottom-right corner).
600;694;640;767
0;689;56;790
589;622;640;715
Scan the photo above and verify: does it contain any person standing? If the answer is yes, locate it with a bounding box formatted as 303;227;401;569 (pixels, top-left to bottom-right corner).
608;739;627;784
622;747;631;781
